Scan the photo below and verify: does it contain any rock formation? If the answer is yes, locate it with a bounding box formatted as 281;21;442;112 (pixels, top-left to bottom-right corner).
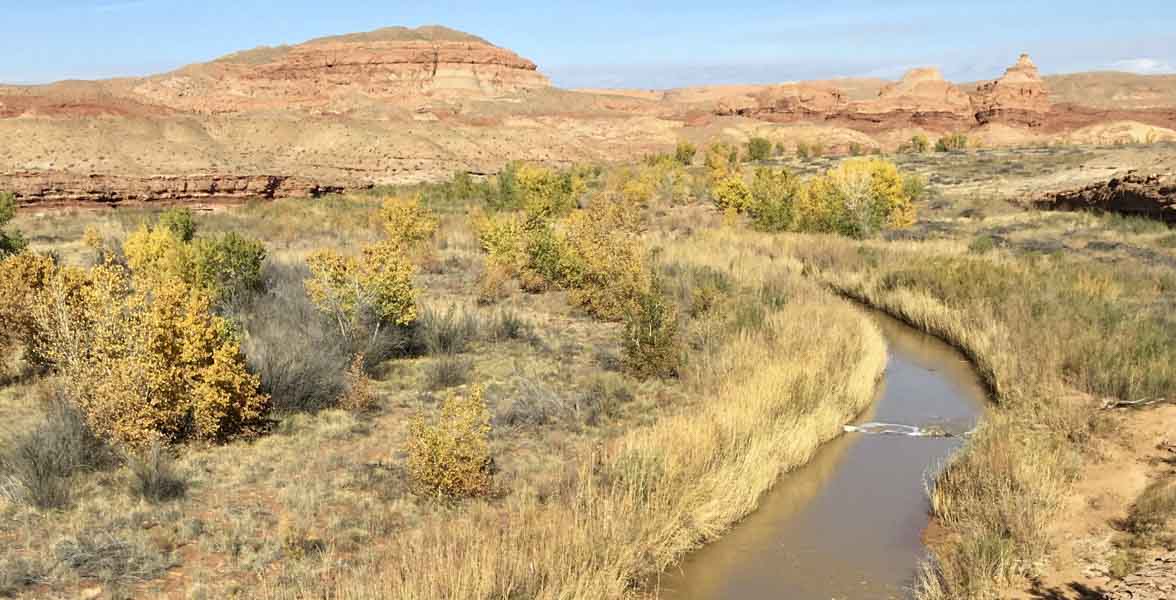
714;83;849;121
973;53;1052;127
713;68;976;130
129;26;550;114
1034;171;1176;224
4;28;1176;208
868;68;973;118
2;172;353;207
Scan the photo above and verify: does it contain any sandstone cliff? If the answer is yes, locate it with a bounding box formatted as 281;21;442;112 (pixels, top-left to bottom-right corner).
973;54;1052;126
868;68;973;119
4;172;353;207
129;26;550;114
5;30;1176;208
714;83;849;120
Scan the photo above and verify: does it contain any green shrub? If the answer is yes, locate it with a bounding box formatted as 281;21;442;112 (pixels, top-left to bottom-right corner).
1157;233;1176;248
622;288;683;379
492;161;521;210
158;208;197;242
936;133;968;152
968;235;998;254
123;212;267;309
193;231;266;309
908;134;930;153
848;142;865;156
674;141;697;166
746;137;773;162
406;386;493;499
748;167;801;232
0;192;26;257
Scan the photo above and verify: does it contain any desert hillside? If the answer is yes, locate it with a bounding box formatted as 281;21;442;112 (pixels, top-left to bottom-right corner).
2;26;1176;205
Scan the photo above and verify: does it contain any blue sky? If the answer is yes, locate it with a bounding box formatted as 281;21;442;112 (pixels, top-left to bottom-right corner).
3;1;1175;87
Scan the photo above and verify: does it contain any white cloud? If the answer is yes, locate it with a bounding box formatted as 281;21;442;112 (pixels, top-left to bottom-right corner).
1109;58;1175;75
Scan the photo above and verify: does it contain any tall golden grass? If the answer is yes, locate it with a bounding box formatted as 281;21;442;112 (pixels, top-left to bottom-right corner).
761;231;1176;599
314;237;887;599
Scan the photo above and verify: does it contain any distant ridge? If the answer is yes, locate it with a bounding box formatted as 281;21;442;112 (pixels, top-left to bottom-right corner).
213;25;495;66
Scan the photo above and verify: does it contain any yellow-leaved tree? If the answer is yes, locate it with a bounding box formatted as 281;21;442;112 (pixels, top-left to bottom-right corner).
0;253;60;369
559;196;651;320
28;261;268;446
405;385;493;499
794;158;919;238
124;213;266;307
305;242;419;339
515;163;585;226
377;196;439;251
305;196;432;343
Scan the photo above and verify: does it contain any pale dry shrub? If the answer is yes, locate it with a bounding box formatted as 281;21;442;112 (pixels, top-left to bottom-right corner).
338;354;378;413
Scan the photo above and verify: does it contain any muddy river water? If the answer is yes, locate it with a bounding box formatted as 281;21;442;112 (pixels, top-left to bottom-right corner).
655;311;988;600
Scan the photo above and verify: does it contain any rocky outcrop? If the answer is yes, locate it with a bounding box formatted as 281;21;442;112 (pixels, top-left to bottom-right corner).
1106;552;1175;600
129;26;550;113
714;83;849;120
973;54;1051;127
2;172;354;207
868;68;973;118
712;68;974;130
1034;171;1176;224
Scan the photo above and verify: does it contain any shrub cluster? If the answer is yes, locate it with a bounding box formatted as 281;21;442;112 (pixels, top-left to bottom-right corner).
673;141;697;166
905;134;931;154
1;250;269;447
711;158;922;238
305;196;433;345
0;209;272;446
621;286;683;379
124;208;266;310
936;133;969;152
475;189;652;321
746;137;773;162
55;265;266;445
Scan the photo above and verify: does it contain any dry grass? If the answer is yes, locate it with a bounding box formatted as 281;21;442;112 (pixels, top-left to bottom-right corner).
323;249;885;599
739;221;1175;598
8;146;1167;598
3;191;888;598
